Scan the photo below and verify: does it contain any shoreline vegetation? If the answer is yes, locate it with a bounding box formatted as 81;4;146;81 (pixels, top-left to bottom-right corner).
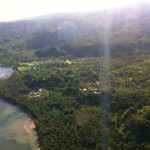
0;70;40;150
0;67;40;149
0;96;40;150
0;55;150;149
0;6;150;149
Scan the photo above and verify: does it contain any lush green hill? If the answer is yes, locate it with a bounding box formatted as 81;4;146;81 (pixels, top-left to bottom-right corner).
0;2;150;150
0;2;150;65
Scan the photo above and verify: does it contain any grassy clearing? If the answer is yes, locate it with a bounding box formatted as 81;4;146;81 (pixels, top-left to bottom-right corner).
18;67;28;71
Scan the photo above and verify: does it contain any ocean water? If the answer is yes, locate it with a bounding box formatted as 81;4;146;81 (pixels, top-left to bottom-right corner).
0;67;36;150
0;100;36;150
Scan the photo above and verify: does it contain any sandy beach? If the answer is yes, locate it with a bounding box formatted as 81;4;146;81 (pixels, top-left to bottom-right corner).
24;118;40;150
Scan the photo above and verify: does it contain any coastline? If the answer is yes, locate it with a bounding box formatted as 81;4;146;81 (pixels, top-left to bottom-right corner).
0;67;40;150
0;96;40;150
24;118;40;150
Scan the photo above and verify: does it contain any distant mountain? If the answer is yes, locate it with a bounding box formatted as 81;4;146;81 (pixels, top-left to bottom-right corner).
0;2;150;64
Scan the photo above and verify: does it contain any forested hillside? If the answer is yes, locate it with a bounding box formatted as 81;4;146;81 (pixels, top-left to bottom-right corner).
0;2;150;150
0;2;150;65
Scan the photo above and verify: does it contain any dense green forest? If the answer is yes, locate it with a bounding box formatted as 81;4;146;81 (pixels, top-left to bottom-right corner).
0;2;150;150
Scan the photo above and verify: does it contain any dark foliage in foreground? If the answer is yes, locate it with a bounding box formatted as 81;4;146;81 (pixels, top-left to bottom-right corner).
0;56;149;150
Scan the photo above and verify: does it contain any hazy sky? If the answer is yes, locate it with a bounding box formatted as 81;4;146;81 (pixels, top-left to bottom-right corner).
0;0;147;21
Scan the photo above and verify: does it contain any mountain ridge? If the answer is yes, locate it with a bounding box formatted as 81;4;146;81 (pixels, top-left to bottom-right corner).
0;2;150;65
